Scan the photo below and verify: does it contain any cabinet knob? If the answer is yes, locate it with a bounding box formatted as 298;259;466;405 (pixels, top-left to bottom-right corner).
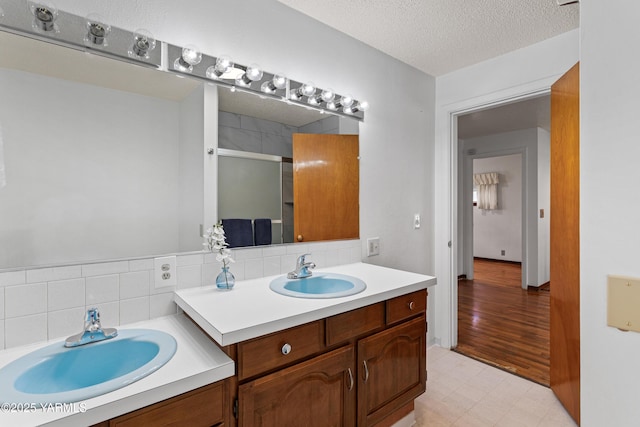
281;343;292;355
408;301;415;310
297;234;304;242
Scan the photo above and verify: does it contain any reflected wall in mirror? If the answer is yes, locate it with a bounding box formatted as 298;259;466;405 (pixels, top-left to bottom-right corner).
216;87;359;247
0;31;204;270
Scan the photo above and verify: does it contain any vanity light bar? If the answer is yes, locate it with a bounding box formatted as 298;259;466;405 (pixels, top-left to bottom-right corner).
0;1;162;68
0;1;367;121
167;41;366;121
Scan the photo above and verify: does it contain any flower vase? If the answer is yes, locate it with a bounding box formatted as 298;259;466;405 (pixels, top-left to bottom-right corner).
216;266;235;290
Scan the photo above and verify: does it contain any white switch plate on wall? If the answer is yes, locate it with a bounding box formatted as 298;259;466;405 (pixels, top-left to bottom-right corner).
154;256;176;288
367;237;380;256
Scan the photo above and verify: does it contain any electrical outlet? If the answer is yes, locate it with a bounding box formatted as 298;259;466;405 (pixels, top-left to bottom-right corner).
154;256;176;288
414;214;421;229
367;237;380;257
501;250;506;256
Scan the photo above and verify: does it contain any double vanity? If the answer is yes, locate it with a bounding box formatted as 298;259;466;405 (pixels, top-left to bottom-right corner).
0;262;435;426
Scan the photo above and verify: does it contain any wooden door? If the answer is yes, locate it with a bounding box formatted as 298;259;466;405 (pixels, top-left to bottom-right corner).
293;134;359;242
550;62;580;425
238;345;356;427
357;316;426;426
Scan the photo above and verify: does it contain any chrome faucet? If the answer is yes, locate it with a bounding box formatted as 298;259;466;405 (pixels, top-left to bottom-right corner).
64;307;117;348
287;253;316;279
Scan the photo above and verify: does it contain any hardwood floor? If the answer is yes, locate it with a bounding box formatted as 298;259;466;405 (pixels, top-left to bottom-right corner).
455;258;550;386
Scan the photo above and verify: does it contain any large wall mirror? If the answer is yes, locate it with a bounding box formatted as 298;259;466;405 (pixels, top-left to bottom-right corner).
0;29;360;271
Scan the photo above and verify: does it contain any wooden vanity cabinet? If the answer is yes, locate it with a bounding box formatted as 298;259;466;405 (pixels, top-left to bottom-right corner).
238;345;356;426
357;316;426;426
91;379;229;427
235;290;428;427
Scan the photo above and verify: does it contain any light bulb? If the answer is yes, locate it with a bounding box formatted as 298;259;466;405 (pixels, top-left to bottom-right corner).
236;63;263;87
321;89;335;103
207;55;234;79
344;100;369;115
260;74;287;94
340;94;354;108
130;29;156;58
85;13;110;46
29;1;58;32
301;82;316;97
291;81;315;100
174;45;201;73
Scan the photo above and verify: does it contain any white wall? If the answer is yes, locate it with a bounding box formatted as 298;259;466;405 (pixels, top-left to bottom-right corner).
537;128;550;285
472;154;522;262
435;30;579;348
581;2;640;425
0;69;181;268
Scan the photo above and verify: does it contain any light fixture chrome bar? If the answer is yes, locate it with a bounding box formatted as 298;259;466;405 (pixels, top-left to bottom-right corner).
0;1;161;68
0;1;366;121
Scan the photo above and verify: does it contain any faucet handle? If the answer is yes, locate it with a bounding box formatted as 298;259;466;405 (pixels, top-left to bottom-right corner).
297;253;311;264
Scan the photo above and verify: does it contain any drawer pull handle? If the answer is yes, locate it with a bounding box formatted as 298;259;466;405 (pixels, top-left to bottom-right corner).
363;360;370;383
281;343;292;355
347;368;354;391
408;301;415;310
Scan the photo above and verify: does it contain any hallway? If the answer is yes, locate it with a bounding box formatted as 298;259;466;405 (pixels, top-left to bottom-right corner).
456;259;550;386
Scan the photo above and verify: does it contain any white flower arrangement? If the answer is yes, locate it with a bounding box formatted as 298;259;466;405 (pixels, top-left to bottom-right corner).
204;223;234;269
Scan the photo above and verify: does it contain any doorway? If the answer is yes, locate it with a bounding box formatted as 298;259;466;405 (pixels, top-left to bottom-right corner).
454;96;552;385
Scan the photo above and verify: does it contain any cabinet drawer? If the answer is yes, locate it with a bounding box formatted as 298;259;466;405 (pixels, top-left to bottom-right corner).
326;302;385;346
238;320;324;380
386;290;427;325
109;381;225;427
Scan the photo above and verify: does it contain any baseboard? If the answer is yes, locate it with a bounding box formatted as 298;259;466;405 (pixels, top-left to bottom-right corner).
474;257;522;265
528;281;550;291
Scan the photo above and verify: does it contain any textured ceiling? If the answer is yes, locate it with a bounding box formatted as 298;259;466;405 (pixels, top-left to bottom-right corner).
277;0;579;76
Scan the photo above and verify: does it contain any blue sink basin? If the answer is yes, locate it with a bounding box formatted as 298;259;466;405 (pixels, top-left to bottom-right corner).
270;273;366;298
0;329;176;404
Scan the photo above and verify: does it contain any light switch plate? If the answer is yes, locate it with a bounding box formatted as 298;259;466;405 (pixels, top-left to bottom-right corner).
607;275;640;332
154;256;177;289
367;237;380;257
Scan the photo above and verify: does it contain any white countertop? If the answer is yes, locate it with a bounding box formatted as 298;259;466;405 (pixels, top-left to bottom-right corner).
175;262;437;346
0;314;234;427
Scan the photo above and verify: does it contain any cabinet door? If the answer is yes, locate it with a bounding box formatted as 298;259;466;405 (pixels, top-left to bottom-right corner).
239;345;356;427
357;316;426;426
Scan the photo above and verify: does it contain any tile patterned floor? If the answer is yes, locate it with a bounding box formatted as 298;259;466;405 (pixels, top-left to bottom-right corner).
415;346;577;426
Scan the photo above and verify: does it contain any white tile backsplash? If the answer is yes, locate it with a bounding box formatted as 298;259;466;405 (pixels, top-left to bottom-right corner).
0;239;361;348
48;307;86;341
82;261;128;277
177;265;202;289
5;314;47;348
120;297;150;325
0;270;26;287
263;256;281;277
48;278;85;311
86;275;119;305
129;258;154;272
120;271;150;300
5;283;47;318
89;301;119;328
150;293;177;319
27;265;82;283
244;258;264;280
